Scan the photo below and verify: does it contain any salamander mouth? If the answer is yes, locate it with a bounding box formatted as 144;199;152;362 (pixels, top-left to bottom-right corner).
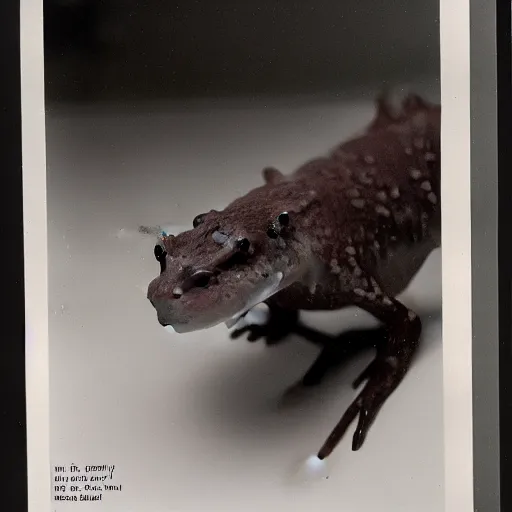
173;268;284;330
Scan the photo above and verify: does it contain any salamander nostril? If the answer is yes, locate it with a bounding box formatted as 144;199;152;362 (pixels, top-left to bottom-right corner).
172;287;183;298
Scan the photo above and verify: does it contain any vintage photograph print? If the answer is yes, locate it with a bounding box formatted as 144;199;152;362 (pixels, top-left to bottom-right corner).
44;1;442;510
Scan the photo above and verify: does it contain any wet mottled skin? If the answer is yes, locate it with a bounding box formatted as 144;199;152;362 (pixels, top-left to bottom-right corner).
146;92;441;459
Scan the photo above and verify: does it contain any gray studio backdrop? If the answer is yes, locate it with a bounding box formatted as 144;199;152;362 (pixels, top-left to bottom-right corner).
44;0;440;103
43;2;446;511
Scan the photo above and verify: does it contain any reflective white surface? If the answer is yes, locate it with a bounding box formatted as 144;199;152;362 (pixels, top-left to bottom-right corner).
46;91;443;511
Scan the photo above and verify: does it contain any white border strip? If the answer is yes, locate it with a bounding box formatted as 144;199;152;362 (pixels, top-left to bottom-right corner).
440;0;474;511
20;1;51;511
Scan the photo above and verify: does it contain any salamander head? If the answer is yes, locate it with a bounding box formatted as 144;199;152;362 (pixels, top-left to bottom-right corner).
146;186;314;333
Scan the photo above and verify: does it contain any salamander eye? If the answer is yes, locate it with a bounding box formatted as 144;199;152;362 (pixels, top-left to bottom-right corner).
236;237;250;252
184;270;214;290
154;244;167;273
267;211;291;239
154;244;165;261
193;213;206;228
277;212;290;226
191;270;213;288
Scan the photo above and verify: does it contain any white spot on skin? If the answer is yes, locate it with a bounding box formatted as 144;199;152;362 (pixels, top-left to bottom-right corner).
390;186;400;199
354;267;363;277
405;147;413;155
359;172;374;185
408;310;417;321
351;199;366;209
376;191;387;202
410;169;422;180
424;152;436;162
421;181;432;191
345;246;356;255
364;155;375;164
427;192;438;204
348;257;357;267
382;296;393;306
354;288;366;297
414;138;425;150
375;205;391;217
367;292;377;301
172;287;183;298
330;258;338;267
347;188;360;198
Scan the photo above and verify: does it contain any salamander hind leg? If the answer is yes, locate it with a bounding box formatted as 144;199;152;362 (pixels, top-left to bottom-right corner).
317;279;422;458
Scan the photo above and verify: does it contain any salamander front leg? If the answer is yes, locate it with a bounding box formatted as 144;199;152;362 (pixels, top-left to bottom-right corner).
230;301;299;345
317;288;422;459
